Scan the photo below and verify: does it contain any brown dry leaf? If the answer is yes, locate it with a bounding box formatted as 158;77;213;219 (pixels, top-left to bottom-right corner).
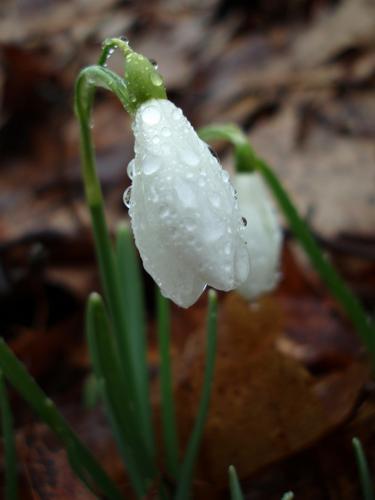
248;103;375;238
19;425;95;500
292;0;375;67
173;291;368;489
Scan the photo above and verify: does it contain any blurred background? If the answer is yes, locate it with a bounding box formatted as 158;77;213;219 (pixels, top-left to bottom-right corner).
0;0;374;498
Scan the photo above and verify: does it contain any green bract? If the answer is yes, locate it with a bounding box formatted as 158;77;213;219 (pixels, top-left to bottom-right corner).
124;51;167;114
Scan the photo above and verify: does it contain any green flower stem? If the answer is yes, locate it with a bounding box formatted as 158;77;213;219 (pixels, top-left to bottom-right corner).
198;124;375;367
353;437;375;500
176;290;218;500
0;339;122;500
75;66;155;466
0;371;17;500
228;466;244;500
156;288;179;480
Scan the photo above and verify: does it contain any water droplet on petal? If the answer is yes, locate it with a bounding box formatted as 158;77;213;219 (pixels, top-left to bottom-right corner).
180;149;199;167
175;179;196;207
185;220;196;232
172;109;182;120
205;222;224;242
127;159;135;180
142;156;161;175
141;105;161;125
123;186;132;207
221;170;230;182
209;192;220;208
161;127;171;137
152;136;160;145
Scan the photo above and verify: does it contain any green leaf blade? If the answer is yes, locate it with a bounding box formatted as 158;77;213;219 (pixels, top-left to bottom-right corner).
176;290;218;500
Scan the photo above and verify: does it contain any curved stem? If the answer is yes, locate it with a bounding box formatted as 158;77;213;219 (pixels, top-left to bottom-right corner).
198;124;375;367
75;65;155;468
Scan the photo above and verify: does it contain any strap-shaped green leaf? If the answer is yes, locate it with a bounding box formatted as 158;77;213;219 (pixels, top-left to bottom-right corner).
176;290;218;500
86;292;155;496
0;371;17;500
228;465;244;500
353;437;375;500
0;338;122;499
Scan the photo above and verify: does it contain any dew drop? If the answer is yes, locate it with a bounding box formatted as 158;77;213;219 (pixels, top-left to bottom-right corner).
172;109;182;120
198;177;205;187
149;58;158;69
209;192;220;208
142;156;161;175
160;205;170;219
224;242;231;255
119;35;129;42
180;150;199;166
152;136;160;145
123;186;132;207
221;170;230;183
161;127;171;137
175;179;196;207
151;72;163;87
205;223;224;242
185;220;196;232
141;106;161;126
127;159;135;180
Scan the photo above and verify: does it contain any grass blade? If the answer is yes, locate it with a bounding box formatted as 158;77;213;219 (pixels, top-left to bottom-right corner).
198;124;375;367
86;292;155;496
228;465;244;500
156;288;179;479
0;338;122;500
353;437;375;500
176;290;218;500
0;371;17;500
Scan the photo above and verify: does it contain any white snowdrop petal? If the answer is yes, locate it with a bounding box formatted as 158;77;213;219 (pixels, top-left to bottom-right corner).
234;172;282;300
128;99;249;307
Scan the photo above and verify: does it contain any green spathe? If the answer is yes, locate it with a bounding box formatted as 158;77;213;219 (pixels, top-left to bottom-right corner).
100;37;167;114
124;51;167;114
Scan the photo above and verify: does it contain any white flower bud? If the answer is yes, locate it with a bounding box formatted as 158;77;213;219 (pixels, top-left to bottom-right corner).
127;99;249;308
234;172;282;300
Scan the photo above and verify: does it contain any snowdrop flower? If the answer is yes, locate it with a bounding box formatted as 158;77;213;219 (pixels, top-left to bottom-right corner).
125;99;249;308
234;172;282;300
